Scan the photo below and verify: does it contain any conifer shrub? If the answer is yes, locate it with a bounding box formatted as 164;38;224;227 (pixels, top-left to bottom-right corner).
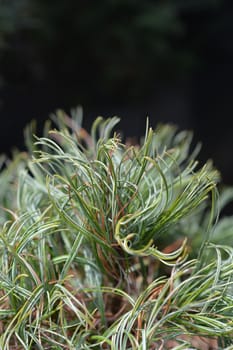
0;109;233;349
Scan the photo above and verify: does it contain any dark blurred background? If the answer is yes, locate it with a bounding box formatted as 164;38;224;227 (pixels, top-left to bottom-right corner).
0;0;233;185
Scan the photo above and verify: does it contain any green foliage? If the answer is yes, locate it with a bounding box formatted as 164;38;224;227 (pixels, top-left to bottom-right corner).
0;111;233;349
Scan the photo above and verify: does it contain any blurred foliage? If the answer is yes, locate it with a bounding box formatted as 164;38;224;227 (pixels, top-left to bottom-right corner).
0;0;222;97
0;0;35;48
